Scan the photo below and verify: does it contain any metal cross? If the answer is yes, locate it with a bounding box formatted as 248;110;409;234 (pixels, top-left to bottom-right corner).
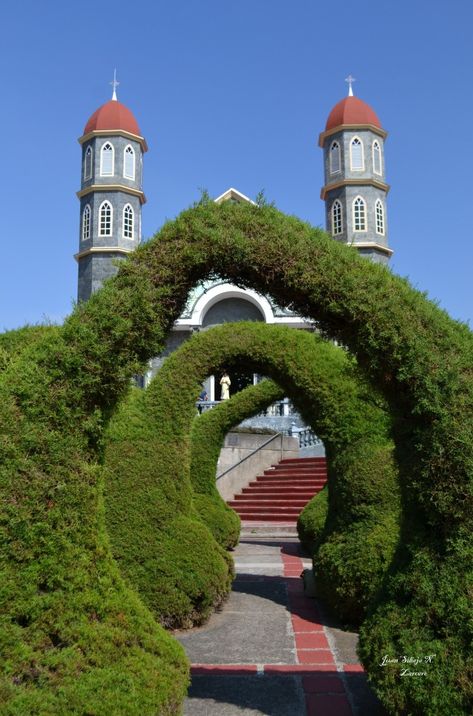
110;69;120;101
345;74;356;96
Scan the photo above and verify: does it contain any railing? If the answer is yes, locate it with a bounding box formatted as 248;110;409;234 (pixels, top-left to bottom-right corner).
216;432;284;481
195;401;322;449
196;399;296;417
288;424;322;449
197;400;220;414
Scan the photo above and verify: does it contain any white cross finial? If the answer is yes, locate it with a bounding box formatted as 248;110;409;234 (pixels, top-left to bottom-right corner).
110;69;119;101
345;74;356;97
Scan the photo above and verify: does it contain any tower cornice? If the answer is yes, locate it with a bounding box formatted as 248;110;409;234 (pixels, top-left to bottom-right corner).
74;246;135;262
349;241;393;257
320;178;390;201
318;124;387;147
78;129;148;152
77;184;147;205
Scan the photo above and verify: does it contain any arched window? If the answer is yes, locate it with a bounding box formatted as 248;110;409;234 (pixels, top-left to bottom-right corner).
372;140;382;175
353;197;367;231
82;204;91;241
123;204;134;239
84;146;93;180
123;145;135;180
331;200;343;235
329;141;341;174
100;142;114;176
99;201;113;236
375;199;385;235
350;137;364;171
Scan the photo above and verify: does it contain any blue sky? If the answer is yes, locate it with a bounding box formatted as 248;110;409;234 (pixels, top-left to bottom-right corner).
1;0;472;330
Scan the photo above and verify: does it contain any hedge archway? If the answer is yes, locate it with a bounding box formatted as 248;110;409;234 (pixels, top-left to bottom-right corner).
105;322;397;626
0;200;471;713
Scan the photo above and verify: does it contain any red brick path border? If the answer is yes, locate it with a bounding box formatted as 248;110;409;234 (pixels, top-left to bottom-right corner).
190;541;365;715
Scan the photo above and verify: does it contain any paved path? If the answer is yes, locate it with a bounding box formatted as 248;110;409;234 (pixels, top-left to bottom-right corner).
175;528;386;715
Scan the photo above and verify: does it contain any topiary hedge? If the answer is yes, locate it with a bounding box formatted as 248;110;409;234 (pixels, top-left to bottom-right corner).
297;485;328;554
1;199;471;713
190;379;284;548
112;320;397;625
121;200;472;714
0;327;189;714
104;386;234;629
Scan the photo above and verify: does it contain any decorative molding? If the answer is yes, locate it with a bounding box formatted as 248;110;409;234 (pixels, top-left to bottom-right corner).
350;241;393;256
214;187;256;205
77;184;146;205
78;128;148;152
74;246;134;262
318;123;387;147
320;177;390;200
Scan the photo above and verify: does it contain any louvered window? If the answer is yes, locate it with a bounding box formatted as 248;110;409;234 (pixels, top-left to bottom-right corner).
350;137;364;171
329;141;341;174
373;141;382;175
124;145;135;180
100;142;114;176
84;146;93;180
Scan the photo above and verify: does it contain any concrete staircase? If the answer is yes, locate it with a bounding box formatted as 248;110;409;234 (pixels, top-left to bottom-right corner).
227;456;327;522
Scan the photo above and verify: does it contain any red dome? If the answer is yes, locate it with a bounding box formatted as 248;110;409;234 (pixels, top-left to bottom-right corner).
325;96;381;131
83;99;141;136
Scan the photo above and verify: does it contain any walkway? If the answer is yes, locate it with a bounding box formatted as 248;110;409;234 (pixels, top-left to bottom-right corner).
175;525;386;715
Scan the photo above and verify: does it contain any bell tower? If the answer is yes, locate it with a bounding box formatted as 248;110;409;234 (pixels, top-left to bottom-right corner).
75;75;148;301
319;78;392;264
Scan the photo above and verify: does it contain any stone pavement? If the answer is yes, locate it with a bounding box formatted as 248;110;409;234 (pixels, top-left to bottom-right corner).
175;526;386;715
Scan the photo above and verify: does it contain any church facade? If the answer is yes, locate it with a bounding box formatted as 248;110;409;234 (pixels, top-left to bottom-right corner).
75;82;391;399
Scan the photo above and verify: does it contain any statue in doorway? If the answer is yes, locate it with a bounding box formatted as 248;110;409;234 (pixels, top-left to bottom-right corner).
220;370;231;400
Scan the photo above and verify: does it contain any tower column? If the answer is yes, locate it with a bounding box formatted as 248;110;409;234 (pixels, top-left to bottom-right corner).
318;84;392;264
76;79;148;301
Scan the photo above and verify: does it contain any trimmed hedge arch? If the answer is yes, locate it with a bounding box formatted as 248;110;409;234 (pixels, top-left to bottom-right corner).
190;379;284;548
104;387;234;629
0;200;471;713
106;321;397;626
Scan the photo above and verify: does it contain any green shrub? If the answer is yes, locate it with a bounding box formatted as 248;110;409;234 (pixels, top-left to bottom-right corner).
121;321;397;622
190;378;283;548
104;388;234;628
297;486;328;554
1;199;472;713
0;328;189;714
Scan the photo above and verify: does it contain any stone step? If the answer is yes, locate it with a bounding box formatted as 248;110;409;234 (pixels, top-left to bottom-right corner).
236;513;299;522
279;457;326;464
228;453;327;523
229;500;308;509
263;467;327;475
254;475;325;483
236;491;316;499
259;470;326;477
233;505;302;515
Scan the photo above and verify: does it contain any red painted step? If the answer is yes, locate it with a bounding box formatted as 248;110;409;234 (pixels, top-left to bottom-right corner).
228;456;327;522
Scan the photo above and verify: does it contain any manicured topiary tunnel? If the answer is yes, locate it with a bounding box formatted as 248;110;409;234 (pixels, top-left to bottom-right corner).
0;200;471;714
106;321;397;626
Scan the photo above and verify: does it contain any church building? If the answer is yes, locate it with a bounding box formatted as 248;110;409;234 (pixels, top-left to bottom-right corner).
75;79;391;400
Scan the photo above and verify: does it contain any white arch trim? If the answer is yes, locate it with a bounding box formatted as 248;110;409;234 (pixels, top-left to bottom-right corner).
174;283;311;329
191;285;274;326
